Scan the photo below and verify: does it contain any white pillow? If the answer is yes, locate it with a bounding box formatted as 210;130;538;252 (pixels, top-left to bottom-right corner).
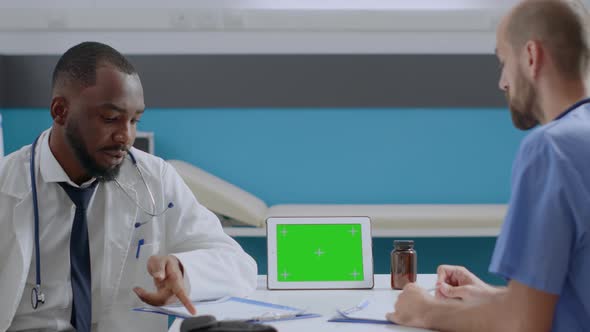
168;160;268;227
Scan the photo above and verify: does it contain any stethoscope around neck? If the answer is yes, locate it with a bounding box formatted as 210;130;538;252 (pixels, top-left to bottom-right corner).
29;134;173;310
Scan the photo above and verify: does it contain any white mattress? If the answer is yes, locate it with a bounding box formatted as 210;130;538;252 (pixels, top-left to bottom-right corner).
168;160;507;231
267;204;506;229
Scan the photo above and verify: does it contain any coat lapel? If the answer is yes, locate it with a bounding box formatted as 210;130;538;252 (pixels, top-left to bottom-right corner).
100;161;139;311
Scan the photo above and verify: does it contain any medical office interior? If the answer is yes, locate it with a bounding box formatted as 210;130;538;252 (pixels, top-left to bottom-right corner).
2;0;575;290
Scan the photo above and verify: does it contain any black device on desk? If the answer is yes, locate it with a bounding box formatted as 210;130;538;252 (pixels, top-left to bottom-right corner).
180;316;277;332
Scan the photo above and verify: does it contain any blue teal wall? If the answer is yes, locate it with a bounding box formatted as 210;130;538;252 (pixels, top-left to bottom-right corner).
1;108;524;284
1;108;525;205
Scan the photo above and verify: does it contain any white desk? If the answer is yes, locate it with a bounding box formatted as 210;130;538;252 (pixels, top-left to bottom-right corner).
170;274;437;332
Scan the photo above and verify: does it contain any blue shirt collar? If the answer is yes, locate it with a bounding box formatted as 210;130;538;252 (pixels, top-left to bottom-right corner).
555;97;590;120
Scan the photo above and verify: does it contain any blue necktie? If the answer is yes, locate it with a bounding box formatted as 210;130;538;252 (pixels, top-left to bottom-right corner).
59;181;98;332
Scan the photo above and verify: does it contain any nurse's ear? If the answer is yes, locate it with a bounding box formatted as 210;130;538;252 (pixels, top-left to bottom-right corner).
50;96;68;125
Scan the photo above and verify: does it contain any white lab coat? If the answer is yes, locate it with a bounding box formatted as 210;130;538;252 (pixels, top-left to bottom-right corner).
0;130;258;332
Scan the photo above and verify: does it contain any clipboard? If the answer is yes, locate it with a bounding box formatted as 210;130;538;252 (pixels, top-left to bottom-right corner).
134;296;321;322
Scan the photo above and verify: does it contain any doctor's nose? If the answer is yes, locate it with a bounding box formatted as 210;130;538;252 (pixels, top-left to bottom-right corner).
113;123;132;146
498;72;508;92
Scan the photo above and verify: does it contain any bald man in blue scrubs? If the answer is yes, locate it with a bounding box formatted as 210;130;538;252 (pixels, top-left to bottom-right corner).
388;1;590;331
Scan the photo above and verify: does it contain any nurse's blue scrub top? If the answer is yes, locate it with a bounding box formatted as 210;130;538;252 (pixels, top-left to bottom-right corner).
489;98;590;331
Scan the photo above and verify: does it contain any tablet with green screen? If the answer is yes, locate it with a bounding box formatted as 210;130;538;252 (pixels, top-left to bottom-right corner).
266;217;373;289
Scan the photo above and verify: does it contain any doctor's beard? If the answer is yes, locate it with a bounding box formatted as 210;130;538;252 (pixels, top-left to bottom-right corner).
507;66;541;130
65;121;123;182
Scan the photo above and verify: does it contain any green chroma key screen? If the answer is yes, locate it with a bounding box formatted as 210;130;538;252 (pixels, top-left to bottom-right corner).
276;224;364;282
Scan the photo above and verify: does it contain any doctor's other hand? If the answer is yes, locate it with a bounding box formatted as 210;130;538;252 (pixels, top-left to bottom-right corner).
436;264;495;302
386;283;434;329
133;255;197;315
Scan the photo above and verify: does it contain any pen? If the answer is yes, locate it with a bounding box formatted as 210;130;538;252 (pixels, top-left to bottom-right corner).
251;310;307;322
136;239;145;259
337;299;369;317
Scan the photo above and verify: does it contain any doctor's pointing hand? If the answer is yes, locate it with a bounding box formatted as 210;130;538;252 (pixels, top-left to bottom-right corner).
134;255;197;315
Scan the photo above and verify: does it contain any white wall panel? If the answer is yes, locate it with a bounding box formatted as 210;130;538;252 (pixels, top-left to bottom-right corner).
0;0;587;54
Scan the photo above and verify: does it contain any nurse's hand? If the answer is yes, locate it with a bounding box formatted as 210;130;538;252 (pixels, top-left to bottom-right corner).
133;255;197;315
436;265;496;302
386;283;434;329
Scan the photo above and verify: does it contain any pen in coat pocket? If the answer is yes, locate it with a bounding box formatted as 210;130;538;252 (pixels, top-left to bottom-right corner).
136;239;145;259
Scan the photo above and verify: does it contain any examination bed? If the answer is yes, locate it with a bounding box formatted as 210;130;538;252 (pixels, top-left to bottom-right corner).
168;160;506;236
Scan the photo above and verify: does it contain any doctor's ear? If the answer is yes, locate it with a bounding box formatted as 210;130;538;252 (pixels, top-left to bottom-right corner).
50;97;68;125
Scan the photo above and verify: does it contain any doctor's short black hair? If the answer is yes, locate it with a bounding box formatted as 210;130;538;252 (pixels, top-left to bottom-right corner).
51;41;137;92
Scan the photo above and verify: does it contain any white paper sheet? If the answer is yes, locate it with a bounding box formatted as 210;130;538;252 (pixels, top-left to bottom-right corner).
136;296;304;321
334;291;397;322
